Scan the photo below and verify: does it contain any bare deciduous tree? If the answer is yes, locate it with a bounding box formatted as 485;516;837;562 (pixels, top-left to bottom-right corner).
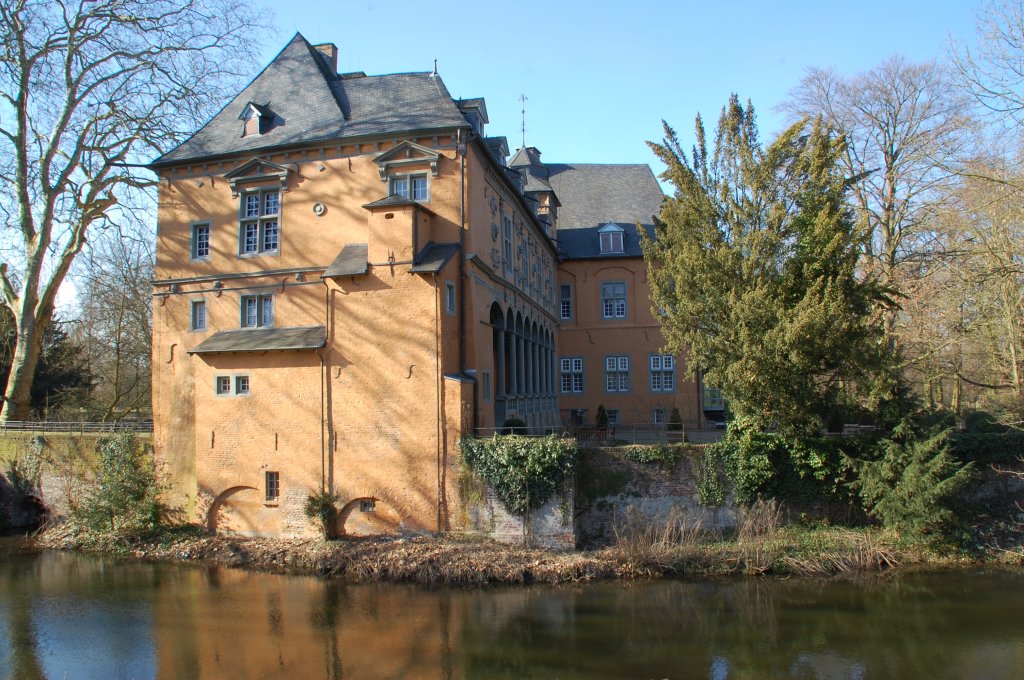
783;57;975;307
73;230;153;420
0;0;269;420
953;0;1024;126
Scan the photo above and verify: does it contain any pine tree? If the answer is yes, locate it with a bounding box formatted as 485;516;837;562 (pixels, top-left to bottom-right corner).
643;96;890;438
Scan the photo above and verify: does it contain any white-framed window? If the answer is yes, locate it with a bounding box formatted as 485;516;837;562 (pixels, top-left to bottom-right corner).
239;188;280;256
601;282;627;319
391;173;428;201
191;223;210;260
190;300;207;331
360;499;376;512
560;357;584;393
652;408;666;425
605;355;630;392
502;215;513;275
607;409;620;426
482;370;492;403
650;354;676;392
265;471;280;502
559;284;573;320
240;294;273;328
216;374;250;396
445;281;456;315
599;224;625;254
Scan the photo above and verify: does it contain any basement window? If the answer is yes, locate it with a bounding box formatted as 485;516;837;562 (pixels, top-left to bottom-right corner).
265;471;280;502
359;499;376;513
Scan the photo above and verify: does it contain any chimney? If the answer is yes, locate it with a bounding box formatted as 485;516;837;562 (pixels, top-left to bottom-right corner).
314;43;338;73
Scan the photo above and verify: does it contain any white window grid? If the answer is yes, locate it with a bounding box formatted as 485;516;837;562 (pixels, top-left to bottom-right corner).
215;376;231;395
241;294;273;328
560;357;584;393
652;408;666;425
559;284;572;320
607;409;620;426
192;223;210;259
235;376;250;394
391;174;428;201
605;355;630;392
239;189;280;255
650;354;676;392
601;282;627;319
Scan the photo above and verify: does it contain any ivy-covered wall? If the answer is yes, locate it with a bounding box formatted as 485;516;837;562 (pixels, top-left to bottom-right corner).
575;444;737;547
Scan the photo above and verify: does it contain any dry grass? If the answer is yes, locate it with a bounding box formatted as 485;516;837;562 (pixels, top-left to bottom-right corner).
736;499;784;573
611;505;710;576
781;530;901;576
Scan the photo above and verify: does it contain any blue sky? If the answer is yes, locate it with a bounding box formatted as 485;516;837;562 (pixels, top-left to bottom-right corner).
263;1;980;173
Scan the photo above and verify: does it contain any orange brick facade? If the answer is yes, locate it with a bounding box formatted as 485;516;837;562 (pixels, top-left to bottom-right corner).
150;35;704;538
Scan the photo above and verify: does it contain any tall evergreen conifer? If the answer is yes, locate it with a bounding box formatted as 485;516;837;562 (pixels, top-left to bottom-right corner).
643;96;889;437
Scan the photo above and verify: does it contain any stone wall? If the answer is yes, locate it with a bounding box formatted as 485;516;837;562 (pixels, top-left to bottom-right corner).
575;447;736;547
463;487;575;550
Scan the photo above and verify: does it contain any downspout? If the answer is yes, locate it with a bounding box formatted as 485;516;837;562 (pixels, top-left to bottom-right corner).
318;278;330;493
432;272;442;532
457;129;475;431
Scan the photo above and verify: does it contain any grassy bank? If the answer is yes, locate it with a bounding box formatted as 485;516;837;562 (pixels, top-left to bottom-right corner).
32;519;1024;588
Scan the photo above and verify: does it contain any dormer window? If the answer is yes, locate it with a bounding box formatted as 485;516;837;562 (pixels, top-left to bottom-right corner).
240;102;275;137
599;223;625;254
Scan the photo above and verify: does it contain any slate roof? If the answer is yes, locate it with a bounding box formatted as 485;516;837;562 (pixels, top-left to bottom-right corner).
323;243;368;278
362;194;436;212
546;164;664;229
189;326;326;354
555;223;654;260
410;242;459;273
153;33;470;166
509;146;553;192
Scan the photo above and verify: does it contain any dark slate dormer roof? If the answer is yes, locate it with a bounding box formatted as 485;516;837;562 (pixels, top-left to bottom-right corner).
189;326;327;354
362;194;436;212
323;243;368;278
546;164;664;229
153;33;470;167
556;223;654;260
509;146;553;192
483;136;509;165
410;242;459;273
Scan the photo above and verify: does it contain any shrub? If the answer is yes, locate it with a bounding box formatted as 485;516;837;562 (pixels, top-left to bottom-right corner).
75;433;162;537
595;405;609;427
856;419;974;544
667;407;683;432
460;434;577;515
717;417;857;506
500;417;527;435
304;489;341;539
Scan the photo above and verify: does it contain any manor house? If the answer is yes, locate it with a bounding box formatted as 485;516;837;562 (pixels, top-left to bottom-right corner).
150;34;710;538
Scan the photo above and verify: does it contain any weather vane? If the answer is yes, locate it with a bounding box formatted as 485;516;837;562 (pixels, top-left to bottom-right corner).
519;93;528;147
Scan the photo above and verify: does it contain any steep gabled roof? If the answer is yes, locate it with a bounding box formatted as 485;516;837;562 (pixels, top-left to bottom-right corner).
546;164;664;229
153;33;470;167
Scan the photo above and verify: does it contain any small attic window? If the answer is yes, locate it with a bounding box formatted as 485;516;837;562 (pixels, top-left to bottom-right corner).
240;102;275;137
599;224;625;254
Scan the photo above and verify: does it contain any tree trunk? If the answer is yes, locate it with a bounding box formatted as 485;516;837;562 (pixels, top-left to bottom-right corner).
1;313;44;422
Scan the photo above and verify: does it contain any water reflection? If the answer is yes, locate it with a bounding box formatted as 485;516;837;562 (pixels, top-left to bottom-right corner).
1;539;1023;679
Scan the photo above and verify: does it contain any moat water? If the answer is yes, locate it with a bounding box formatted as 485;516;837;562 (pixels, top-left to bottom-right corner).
1;538;1023;679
